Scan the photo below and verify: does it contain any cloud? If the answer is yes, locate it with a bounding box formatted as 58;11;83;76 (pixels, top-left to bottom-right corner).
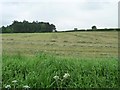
78;2;106;11
1;0;119;30
1;0;119;3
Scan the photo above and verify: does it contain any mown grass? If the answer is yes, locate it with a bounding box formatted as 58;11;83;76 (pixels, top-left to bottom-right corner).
2;52;119;88
2;31;118;57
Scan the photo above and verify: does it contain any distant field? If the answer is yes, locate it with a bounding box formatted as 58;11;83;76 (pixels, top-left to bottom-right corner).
2;31;118;58
2;31;119;88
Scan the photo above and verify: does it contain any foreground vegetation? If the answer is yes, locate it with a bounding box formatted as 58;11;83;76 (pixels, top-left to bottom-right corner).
2;53;119;88
2;31;119;88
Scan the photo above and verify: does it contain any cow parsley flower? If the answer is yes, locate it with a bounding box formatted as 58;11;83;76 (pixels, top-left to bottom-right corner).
23;85;30;89
63;73;70;79
5;85;11;88
53;75;59;80
12;80;17;83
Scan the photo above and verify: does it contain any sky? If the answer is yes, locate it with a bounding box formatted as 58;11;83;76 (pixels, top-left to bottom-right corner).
0;0;119;31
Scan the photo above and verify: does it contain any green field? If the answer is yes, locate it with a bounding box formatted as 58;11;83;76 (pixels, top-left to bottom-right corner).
2;31;119;88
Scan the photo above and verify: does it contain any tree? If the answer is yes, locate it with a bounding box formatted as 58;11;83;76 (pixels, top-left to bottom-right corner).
50;24;56;32
74;28;78;31
92;26;97;30
1;26;5;33
1;20;56;33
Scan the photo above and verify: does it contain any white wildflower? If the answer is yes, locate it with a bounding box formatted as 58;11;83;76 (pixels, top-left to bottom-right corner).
53;75;59;80
23;85;30;89
12;80;17;83
63;73;70;79
5;85;11;88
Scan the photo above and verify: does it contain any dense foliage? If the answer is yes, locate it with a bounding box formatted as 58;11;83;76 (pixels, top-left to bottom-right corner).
1;20;56;33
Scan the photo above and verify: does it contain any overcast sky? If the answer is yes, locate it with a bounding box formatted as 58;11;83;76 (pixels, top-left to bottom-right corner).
1;0;119;31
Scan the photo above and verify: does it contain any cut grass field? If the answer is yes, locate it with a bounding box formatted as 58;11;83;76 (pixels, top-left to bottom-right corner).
2;31;118;57
2;31;119;88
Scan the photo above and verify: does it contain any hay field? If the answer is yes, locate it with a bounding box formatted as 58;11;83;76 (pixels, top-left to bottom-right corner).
2;31;118;58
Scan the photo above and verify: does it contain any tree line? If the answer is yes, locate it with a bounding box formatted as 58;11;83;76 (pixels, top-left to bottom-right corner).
1;20;56;33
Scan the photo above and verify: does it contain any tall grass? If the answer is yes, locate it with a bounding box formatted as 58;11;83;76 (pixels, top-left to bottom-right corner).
2;52;119;88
